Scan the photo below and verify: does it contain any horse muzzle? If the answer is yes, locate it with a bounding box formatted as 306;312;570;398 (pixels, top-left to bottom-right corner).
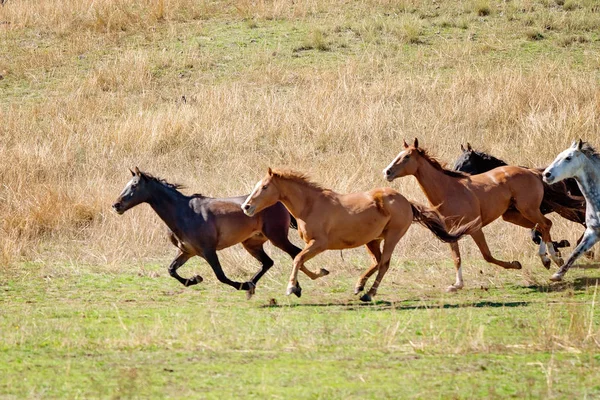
241;204;256;217
112;202;125;215
542;171;554;184
383;168;395;182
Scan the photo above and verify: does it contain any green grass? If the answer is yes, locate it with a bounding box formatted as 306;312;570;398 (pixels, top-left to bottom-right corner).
2;259;600;398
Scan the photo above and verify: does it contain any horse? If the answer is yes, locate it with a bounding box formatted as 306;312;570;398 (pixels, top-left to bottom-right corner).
383;138;564;292
543;140;600;281
240;168;477;302
112;167;305;299
452;143;586;252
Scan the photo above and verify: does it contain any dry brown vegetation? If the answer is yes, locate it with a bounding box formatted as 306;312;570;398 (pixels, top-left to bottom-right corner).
1;0;599;275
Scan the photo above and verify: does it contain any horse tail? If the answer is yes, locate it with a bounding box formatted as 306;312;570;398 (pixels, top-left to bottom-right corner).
289;214;298;230
410;203;479;243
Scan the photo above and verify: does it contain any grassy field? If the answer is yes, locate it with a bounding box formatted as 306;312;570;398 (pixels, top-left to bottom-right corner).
1;0;600;398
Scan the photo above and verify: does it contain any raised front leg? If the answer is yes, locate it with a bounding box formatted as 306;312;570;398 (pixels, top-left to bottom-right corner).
203;249;251;291
447;241;464;292
287;240;325;296
551;228;599;282
470;229;522;270
168;251;201;286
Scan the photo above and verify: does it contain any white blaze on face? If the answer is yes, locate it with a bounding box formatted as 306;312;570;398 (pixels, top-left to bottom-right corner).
242;180;263;210
119;177;136;198
383;150;406;177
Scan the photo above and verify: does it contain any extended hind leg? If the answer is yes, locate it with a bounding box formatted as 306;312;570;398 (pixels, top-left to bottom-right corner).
447;242;464;292
361;230;405;302
355;239;382;295
470;229;522;270
241;237;274;300
264;222;329;287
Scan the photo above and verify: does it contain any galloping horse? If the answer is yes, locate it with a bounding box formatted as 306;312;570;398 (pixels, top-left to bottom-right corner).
453;143;586;252
544;140;600;281
383;138;564;292
241;168;476;301
112;167;304;299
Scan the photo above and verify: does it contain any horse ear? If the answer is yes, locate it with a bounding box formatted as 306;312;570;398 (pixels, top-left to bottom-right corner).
129;168;135;176
467;142;472;151
413;138;419;148
134;166;141;176
267;167;273;176
460;144;465;152
577;139;583;150
403;139;409;148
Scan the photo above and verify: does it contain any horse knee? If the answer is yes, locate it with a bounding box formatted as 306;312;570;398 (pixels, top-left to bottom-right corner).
481;253;495;263
168;268;178;277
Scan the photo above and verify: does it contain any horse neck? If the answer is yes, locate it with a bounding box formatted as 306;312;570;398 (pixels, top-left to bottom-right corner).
574;161;600;212
274;178;319;220
414;157;463;206
146;181;190;233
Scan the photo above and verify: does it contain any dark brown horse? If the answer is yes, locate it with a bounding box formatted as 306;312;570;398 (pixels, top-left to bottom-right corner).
384;139;564;292
112;168;304;299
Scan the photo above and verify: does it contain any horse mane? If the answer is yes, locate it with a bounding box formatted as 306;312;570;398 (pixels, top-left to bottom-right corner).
139;171;188;192
581;142;600;164
418;148;470;178
471;149;507;165
270;169;327;191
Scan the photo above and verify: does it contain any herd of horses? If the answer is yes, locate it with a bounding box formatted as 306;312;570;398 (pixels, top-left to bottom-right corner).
112;139;600;302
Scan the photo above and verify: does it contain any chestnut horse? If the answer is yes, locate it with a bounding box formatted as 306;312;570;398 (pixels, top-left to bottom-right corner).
383;138;564;292
113;167;305;299
241;168;477;302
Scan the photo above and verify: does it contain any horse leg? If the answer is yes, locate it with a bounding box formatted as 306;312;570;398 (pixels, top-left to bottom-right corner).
514;206;564;267
502;209;552;268
286;240;325;296
361;232;404;302
551;228;599;281
446;241;464;292
355;239;382;295
241;238;274;300
470;229;522;270
202;248;250;291
264;222;329;285
168;251;201;286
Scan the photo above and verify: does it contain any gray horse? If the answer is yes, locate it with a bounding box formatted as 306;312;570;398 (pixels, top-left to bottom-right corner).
543;140;600;281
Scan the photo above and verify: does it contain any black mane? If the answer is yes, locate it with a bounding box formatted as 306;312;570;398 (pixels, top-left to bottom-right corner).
453;148;507;175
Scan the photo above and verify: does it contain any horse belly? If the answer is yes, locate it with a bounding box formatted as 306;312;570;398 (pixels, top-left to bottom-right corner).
327;217;387;250
214;215;261;250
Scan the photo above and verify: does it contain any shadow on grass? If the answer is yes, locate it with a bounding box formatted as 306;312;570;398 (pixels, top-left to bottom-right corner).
524;277;600;293
572;263;600;270
260;300;529;310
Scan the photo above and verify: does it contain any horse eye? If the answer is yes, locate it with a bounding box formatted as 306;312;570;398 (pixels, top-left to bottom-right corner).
131;184;138;189
565;156;572;161
262;185;268;190
404;155;410;159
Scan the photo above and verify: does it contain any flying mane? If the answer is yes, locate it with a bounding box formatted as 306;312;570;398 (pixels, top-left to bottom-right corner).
581;142;600;165
417;149;470;178
271;169;327;191
139;170;190;192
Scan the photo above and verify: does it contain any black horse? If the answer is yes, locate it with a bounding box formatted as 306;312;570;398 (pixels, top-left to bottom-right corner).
112;168;308;299
453;143;586;251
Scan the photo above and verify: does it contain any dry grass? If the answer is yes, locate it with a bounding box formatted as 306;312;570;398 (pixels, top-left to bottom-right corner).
0;0;599;272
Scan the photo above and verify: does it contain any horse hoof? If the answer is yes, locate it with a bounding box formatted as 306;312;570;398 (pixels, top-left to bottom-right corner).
354;286;364;295
360;294;372;302
446;285;459;293
550;273;564;282
184;275;203;287
246;283;256;300
542;259;551;270
286;284;301;297
320;268;330;276
512;261;522;270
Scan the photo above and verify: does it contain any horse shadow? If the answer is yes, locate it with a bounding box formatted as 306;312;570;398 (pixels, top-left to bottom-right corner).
260;299;529;311
524;277;600;293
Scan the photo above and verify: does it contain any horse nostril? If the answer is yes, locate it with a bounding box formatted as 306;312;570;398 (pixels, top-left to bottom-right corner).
113;202;121;209
385;169;391;176
544;171;552;178
243;204;250;210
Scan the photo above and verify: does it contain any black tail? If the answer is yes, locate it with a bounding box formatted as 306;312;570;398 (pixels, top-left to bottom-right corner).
410;203;479;242
289;215;298;230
